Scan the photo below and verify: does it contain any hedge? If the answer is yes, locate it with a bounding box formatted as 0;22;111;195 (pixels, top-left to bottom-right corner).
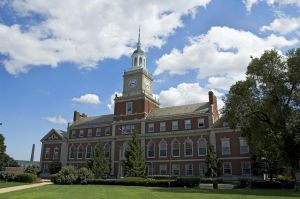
0;172;37;183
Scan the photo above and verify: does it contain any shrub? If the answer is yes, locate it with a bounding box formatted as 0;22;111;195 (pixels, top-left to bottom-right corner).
0;172;17;181
147;175;174;180
17;173;38;183
172;177;200;187
24;165;39;175
49;161;63;174
51;165;78;184
251;180;295;189
90;177;172;187
234;178;251;189
78;167;94;184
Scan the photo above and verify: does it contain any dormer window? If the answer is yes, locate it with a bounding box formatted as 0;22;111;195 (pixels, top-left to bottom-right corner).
126;102;133;114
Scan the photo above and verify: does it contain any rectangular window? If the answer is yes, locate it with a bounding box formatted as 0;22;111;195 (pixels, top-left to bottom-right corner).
43;164;49;173
198;118;205;128
160;122;166;132
148;123;154;133
71;130;76;138
126;102;133;114
53;148;59;160
172;164;180;176
199;162;207;177
87;128;93;137
44;148;50;159
172;121;178;130
79;129;84;137
185;163;193;176
221;139;231;155
223;162;232;175
96;128;101;137
239;138;249;154
160;164;167;175
105;127;111;135
147;164;153;176
242;161;251;175
185;119;191;129
122;124;135;134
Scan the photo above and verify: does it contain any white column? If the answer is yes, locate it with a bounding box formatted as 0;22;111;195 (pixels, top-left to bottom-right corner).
111;140;115;175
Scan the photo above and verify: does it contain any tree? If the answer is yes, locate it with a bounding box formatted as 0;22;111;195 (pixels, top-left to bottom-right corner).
223;49;300;176
89;141;109;178
49;160;62;174
205;144;220;178
0;134;6;170
123;132;146;177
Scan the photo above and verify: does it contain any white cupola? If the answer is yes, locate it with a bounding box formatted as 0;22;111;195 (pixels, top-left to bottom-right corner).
131;27;146;69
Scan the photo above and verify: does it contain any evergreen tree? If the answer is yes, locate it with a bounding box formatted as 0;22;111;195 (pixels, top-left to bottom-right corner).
205;144;219;178
0;134;6;170
89;141;109;178
123;132;146;177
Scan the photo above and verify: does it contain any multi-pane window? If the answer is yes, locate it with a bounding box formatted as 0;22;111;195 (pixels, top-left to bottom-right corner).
159;140;167;157
198;138;207;156
172;140;180;157
104;143;111;159
79;129;84;137
147;163;153;176
147;142;155;158
172;121;178;130
122;124;134;134
184;140;193;156
160;122;166;131
172;164;180;176
148;123;154;133
185;119;191;129
221;138;231;155
239;138;249;154
69;146;75;159
53;148;59;160
120;143;127;160
242;161;251;175
87;128;93;137
71;130;76;138
77;145;83;159
199;162;207;177
86;145;92;159
223;162;232;175
96;128;101;137
185;164;193;176
126;102;133;114
198;118;205;128
160;164;167;175
105;127;111;135
44;148;50;159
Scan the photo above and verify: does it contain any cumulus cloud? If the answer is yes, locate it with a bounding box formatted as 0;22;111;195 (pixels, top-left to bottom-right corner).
154;26;298;90
243;0;258;12
107;91;122;112
0;0;211;75
244;0;300;11
44;115;68;124
72;94;100;105
261;17;300;34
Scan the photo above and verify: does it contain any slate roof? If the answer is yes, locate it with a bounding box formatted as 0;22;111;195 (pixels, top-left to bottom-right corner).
146;102;210;119
69;114;114;128
40;129;67;142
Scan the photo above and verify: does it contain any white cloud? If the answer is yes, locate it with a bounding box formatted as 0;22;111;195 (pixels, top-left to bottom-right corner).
154;26;298;89
261;17;300;34
107;91;122;112
265;0;300;7
0;0;211;75
45;115;68;124
72;94;100;105
243;0;258;12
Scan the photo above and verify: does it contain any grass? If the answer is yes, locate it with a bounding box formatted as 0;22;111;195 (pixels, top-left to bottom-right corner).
0;185;299;199
0;181;28;189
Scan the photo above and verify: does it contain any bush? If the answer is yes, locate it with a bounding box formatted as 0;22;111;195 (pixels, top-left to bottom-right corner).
234;178;251;189
147;175;175;180
24;165;39;175
17;173;37;183
78;167;94;184
172;177;200;187
51;165;78;184
49;161;63;174
0;172;18;181
251;180;295;189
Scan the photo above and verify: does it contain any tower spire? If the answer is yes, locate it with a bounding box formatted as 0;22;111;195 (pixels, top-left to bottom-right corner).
137;25;141;49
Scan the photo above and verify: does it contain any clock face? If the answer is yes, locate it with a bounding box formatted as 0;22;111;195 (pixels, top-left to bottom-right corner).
144;80;150;90
128;79;137;88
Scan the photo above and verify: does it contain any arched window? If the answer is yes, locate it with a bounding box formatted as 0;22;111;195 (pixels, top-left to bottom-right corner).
86;145;92;159
159;140;167;157
184;139;193;157
139;57;143;66
77;145;83;159
198;138;207;156
134;57;137;66
120;142;128;160
147;141;155;158
172;139;180;157
104;143;111;159
53;147;59;160
69;146;75;159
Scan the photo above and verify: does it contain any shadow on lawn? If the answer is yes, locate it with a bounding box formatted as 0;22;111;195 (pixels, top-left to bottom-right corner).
150;188;300;198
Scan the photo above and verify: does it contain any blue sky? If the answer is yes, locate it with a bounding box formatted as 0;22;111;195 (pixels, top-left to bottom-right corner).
0;0;299;161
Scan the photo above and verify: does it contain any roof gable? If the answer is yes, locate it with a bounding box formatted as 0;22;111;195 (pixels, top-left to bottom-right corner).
41;129;66;142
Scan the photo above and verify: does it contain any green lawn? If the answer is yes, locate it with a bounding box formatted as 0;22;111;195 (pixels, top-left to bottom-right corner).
0;185;299;199
0;181;28;189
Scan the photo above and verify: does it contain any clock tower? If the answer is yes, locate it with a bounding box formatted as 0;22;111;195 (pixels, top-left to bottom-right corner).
114;28;159;121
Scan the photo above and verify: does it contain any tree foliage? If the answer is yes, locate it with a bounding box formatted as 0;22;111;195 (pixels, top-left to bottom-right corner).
49;160;62;174
223;49;300;171
205;144;220;177
123;132;146;177
89;141;109;178
0;134;6;170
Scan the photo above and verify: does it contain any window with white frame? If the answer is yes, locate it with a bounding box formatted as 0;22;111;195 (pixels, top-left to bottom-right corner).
172;121;178;130
239;138;249;154
79;129;84;137
198;138;207;156
172;140;180;157
77;145;83;159
122;124;134;134
221;138;231;155
44;148;50;159
87;128;93;137
198;118;205;128
242;161;251;175
147;163;153;176
160;164;167;175
104;143;111;159
105;127;111;135
159;140;167;157
86;145;92;159
199;162;207;177
147;142;155;158
148;123;154;133
160;122;166;131
185;119;191;129
223;162;232;175
69;146;75;159
172;164;180;176
185;163;193;176
126;102;133;114
96;128;101;136
120;142;127;160
53;148;59;160
71;130;76;138
184;139;193;156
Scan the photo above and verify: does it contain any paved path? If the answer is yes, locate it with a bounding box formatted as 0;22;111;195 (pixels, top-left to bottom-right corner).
0;182;52;194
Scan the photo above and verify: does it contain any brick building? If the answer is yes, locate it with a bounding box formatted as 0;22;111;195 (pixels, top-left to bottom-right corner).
40;31;251;178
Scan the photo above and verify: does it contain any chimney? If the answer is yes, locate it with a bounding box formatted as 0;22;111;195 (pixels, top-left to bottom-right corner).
30;144;35;163
73;111;81;122
208;91;214;105
208;91;219;122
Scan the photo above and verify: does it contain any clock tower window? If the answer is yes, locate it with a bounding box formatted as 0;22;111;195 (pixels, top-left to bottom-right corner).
126;102;133;114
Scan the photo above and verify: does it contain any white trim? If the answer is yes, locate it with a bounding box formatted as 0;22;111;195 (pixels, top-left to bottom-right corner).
223;162;232;176
184;138;193;157
159;139;167;158
171;139;180;158
77;145;83;159
197;137;207;156
221;138;231;155
85;144;92;159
